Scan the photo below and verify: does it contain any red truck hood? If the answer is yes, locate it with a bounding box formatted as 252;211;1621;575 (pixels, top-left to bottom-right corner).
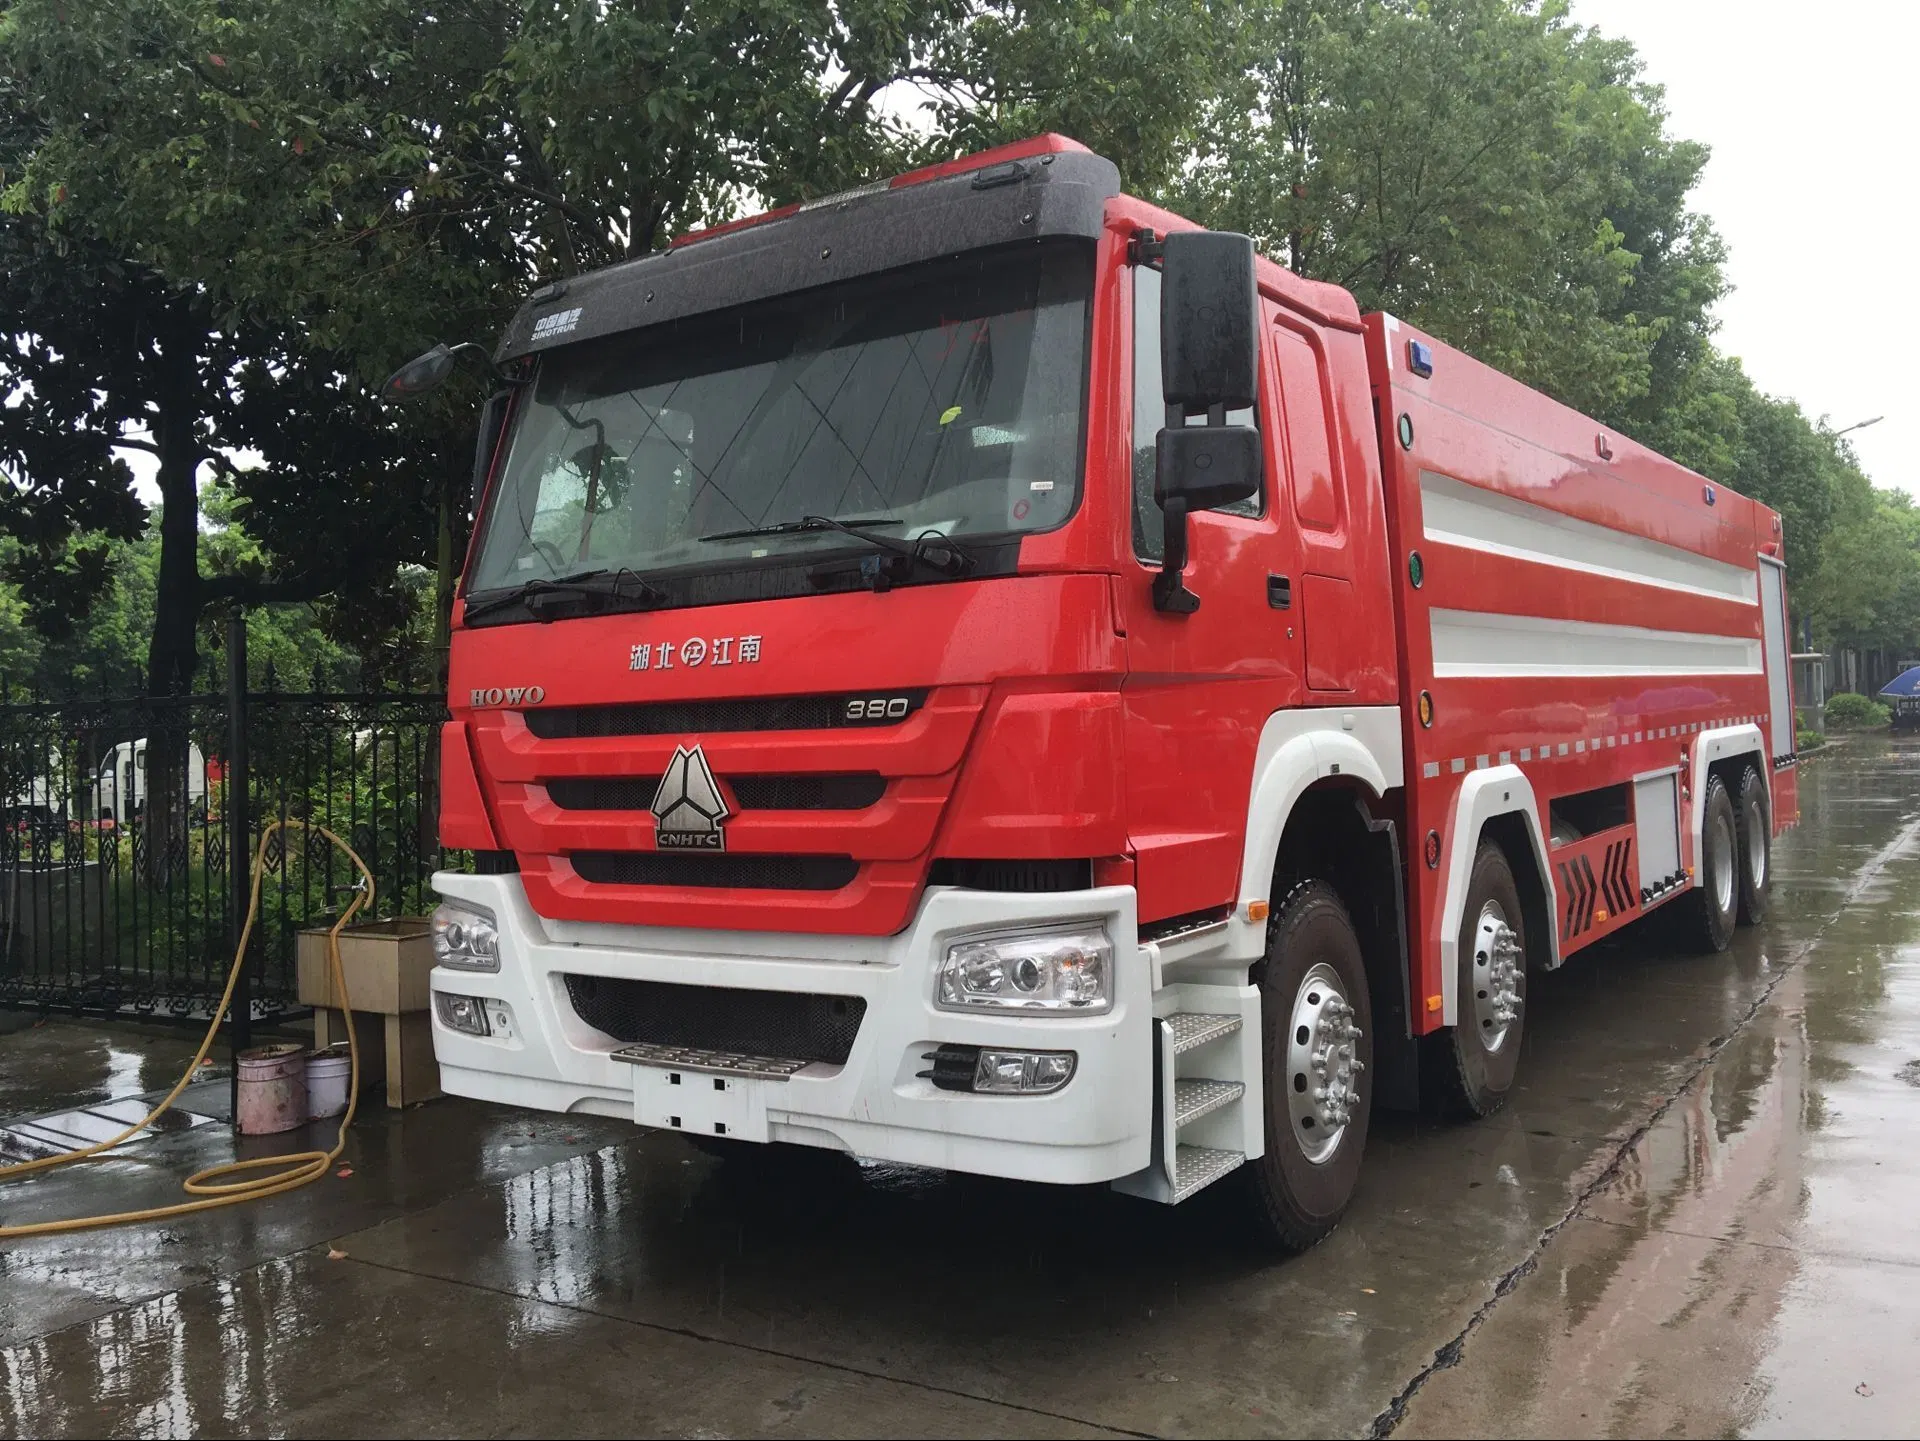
449;573;1123;935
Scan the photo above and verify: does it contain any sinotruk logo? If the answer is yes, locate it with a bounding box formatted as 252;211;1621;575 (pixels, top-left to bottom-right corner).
651;744;729;850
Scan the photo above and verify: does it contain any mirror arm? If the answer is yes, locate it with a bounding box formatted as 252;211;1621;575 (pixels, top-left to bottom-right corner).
1128;227;1165;270
1154;398;1213;616
446;342;529;388
1152;496;1201;614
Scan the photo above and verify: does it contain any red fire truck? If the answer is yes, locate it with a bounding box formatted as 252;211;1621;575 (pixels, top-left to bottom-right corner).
405;134;1798;1248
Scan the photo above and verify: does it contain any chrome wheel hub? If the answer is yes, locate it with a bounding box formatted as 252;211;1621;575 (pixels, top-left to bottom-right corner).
1472;901;1523;1052
1712;808;1737;914
1745;800;1768;890
1286;962;1364;1164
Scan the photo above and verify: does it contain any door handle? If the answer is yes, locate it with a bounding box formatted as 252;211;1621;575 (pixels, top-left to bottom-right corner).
1267;573;1292;609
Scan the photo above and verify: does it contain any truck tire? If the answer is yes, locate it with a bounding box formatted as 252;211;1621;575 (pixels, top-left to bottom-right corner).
1682;775;1739;952
1237;880;1373;1252
1735;764;1771;926
1431;842;1528;1118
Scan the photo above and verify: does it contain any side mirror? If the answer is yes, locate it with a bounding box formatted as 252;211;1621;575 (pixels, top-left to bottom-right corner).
1155;425;1261;514
1161;230;1257;412
1151;229;1261;614
381;343;458;400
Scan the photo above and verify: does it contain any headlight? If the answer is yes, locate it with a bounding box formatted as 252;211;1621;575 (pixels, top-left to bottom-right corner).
936;925;1112;1013
432;898;500;972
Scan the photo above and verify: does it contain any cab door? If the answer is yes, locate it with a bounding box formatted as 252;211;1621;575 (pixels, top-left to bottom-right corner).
1119;271;1307;924
1272;317;1359;693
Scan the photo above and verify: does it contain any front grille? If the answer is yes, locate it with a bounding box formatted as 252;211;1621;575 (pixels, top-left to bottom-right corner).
571;850;858;891
547;774;886;812
566;975;865;1065
928;858;1093;892
526;690;925;739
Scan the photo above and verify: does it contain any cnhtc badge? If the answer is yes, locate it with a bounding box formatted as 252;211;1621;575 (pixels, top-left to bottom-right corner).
650;744;729;849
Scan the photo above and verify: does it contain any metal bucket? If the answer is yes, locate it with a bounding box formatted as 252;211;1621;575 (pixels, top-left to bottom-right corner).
236;1043;308;1135
305;1044;353;1121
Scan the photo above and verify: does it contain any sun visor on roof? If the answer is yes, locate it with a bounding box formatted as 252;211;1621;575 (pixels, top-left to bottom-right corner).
494;151;1120;364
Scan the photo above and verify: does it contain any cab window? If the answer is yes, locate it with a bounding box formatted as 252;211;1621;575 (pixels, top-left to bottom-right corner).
1131;265;1260;562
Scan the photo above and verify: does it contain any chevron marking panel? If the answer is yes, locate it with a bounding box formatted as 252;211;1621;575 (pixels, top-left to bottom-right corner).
1553;822;1643;955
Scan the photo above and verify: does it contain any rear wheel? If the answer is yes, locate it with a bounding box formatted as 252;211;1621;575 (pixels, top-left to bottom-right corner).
1682;775;1739;952
1238;880;1373;1252
1431;842;1527;1118
1735;765;1771;926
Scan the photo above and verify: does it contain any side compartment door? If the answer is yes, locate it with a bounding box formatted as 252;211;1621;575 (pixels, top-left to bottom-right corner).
1120;272;1307;923
1759;555;1794;766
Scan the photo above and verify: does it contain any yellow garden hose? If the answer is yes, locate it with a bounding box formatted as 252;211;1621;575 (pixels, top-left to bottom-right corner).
0;820;375;1240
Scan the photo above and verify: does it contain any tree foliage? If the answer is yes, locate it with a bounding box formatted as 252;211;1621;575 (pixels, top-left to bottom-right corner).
0;502;372;697
1172;0;1726;427
3;0;1225;371
1;0;1231;681
0;59;460;694
0;0;1912;686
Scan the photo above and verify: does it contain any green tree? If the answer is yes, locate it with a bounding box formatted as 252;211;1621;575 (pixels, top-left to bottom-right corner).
1800;471;1920;654
1173;0;1725;428
0;73;434;700
2;0;1242;668
2;1;1230;364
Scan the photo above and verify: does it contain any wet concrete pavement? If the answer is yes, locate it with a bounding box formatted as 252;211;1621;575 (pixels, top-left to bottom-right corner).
0;1016;209;1122
3;740;1918;1437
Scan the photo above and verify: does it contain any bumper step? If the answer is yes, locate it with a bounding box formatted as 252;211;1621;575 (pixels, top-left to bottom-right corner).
1172;1144;1245;1202
608;1041;808;1080
1173;1078;1245;1129
1168;1012;1242;1054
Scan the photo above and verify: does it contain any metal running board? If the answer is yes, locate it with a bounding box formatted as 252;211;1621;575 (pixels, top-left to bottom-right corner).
1113;996;1257;1205
1172;1144;1244;1202
609;1042;807;1080
1173;1078;1245;1129
1168;1012;1241;1055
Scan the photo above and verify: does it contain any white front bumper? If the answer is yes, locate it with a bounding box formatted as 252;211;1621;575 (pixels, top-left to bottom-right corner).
428;872;1150;1185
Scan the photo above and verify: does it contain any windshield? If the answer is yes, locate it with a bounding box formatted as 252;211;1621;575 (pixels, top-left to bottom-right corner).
469;242;1093;595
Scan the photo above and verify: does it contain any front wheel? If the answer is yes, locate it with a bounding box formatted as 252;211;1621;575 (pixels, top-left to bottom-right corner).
1237;880;1373;1252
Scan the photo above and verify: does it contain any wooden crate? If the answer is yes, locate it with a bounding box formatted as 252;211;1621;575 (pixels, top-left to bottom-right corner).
311;1008;441;1109
296;918;434;1013
298;919;441;1108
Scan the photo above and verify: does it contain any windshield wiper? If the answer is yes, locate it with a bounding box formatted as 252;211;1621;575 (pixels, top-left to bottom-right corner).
699;514;975;586
698;515;902;542
463;567;667;623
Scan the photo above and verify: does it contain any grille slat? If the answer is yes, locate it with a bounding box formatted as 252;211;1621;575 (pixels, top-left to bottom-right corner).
525;690;925;739
566;975;865;1065
571;850;857;891
927;858;1092;892
547;774;886;812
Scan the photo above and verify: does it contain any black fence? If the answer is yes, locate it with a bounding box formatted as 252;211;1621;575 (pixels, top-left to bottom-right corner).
0;666;454;1021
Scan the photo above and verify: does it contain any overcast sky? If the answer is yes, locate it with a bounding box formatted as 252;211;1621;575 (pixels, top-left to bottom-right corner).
125;2;1909;502
1572;0;1911;491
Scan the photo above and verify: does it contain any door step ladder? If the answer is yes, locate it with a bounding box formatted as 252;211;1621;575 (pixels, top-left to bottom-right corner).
1114;994;1263;1204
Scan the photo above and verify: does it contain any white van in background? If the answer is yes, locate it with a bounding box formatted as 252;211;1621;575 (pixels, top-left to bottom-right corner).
90;738;208;822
